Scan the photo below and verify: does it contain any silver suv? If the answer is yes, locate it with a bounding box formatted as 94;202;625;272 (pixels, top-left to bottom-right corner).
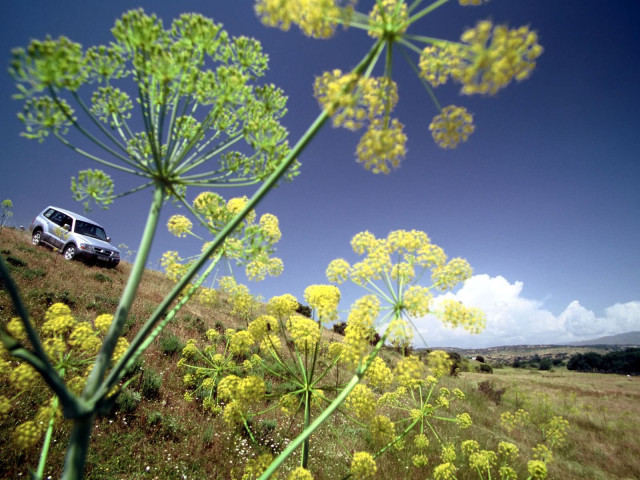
30;206;120;268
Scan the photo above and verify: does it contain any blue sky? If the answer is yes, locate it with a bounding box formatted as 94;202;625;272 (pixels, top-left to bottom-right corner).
1;1;639;348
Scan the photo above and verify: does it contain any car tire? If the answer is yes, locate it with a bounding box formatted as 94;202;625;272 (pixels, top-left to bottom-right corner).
63;244;77;261
32;230;42;246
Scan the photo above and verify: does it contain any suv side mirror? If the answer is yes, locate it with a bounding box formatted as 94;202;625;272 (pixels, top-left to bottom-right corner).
63;224;71;231
106;237;111;243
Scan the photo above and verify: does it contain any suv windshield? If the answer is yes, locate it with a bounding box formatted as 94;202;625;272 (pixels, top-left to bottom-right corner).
75;220;108;241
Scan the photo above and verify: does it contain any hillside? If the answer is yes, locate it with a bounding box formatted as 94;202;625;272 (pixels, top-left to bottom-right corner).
568;331;640;346
2;227;640;480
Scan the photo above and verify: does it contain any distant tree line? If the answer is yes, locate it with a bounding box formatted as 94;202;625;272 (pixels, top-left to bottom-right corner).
511;354;564;370
566;348;640;374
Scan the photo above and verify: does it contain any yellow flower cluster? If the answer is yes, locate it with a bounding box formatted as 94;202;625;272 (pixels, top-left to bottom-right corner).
227;196;250;215
439;299;485;334
160;251;191;282
468;449;497;471
326;258;350;284
340;295;380;366
394;355;426;388
419;43;465;88
364;356;393;390
229;330;255;356
369;414;396;446
456;412;472;429
6;317;27;341
345;383;376;421
248;315;279;343
426;350;452;378
429;105;475;149
267;293;299;318
13;420;45;450
458;21;544;95
255;0;353;39
94;313;113;335
218;277;259;322
367;0;408;38
415;433;429;449
217;374;265;425
498;441;519;461
287;315;321;350
442;442;457;462
240;453;273;480
69;323;101;356
10;363;40;390
403;285;432;317
5;303;129;451
167;214;193;237
315;71;398;130
350;451;377;479
532;444;552;463
544;415;570;447
527;460;547;480
0;395;10;417
432;257;473;290
286;466;314;480
433;462;457;480
304;284;340;322
355;118;407;174
500;408;530;432
42;302;76;336
314;69;405;174
259;213;281;242
165;191;283;283
420;20;543;96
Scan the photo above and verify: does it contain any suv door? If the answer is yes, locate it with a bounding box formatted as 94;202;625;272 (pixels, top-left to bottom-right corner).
46;210;73;249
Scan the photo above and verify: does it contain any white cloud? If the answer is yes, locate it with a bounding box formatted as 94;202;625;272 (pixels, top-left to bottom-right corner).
413;274;640;348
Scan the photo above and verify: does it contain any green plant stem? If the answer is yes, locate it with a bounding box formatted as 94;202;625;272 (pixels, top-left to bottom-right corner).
61;413;97;480
301;388;312;468
35;392;61;480
86;185;165;399
58;185;165;480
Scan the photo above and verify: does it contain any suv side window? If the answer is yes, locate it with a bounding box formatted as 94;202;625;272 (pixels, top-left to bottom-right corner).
50;210;72;229
44;208;55;219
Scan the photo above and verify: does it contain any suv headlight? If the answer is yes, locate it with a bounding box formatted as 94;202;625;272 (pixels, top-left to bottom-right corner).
79;243;94;252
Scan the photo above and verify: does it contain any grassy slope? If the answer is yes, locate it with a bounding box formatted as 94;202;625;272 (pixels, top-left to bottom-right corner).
1;227;639;480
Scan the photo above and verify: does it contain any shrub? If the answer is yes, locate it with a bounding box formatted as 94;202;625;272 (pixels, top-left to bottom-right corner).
539;358;553;371
477;380;506;405
477;362;493;374
159;333;184;356
332;321;347;336
115;388;142;413
140;368;162;399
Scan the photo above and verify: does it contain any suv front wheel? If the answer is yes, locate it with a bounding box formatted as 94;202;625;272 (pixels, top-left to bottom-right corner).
63;244;77;261
32;229;42;246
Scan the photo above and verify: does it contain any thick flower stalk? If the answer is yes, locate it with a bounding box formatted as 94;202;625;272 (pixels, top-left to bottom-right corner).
257;0;542;173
